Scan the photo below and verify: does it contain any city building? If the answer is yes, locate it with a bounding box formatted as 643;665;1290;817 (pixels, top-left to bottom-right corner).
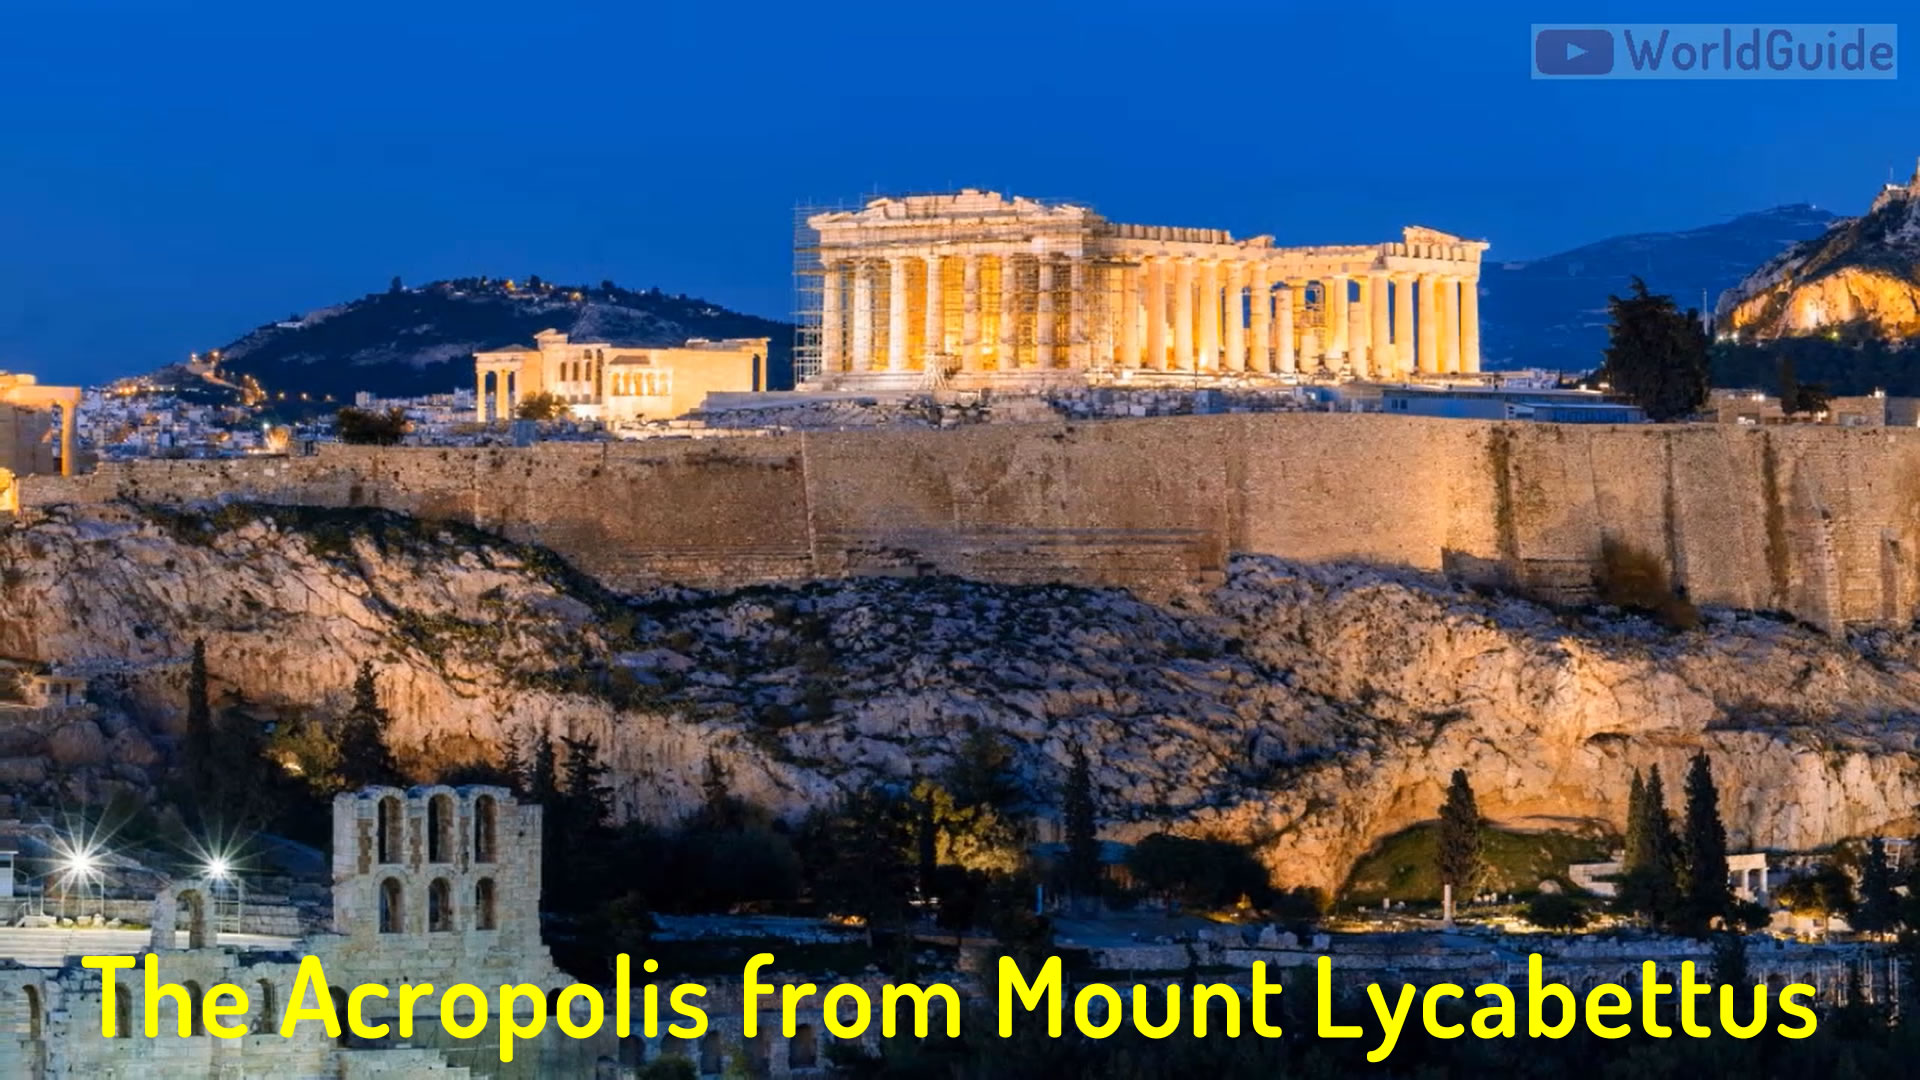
797;189;1488;389
473;331;770;423
1380;385;1644;423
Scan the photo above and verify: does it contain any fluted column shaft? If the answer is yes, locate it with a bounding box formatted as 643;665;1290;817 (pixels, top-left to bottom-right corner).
1441;275;1461;374
1249;266;1271;373
1173;259;1195;370
1036;257;1057;368
998;254;1019;368
1416;273;1439;374
923;255;945;371
1068;257;1089;368
1145;258;1167;369
887;257;910;372
820;261;844;374
1461;276;1481;373
1223;262;1246;371
851;261;874;372
1275;283;1296;373
1328;275;1350;358
1368;272;1392;378
1392;274;1414;374
1350;276;1372;378
961;255;981;371
1120;265;1142;369
1197;260;1219;370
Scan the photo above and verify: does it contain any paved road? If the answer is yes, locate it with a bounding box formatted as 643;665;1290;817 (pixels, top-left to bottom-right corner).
0;928;296;967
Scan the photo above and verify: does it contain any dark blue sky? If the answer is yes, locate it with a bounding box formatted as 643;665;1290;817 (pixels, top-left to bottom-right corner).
5;0;1914;386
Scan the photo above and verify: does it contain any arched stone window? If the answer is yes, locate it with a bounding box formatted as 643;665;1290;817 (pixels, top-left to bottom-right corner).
253;979;277;1034
618;1029;647;1068
179;887;210;949
115;991;132;1038
330;988;351;1047
183;981;206;1035
789;1023;818;1068
428;793;453;864
428;877;454;932
475;877;497;930
377;796;402;864
699;1031;723;1075
379;877;404;933
23;984;42;1040
474;795;497;863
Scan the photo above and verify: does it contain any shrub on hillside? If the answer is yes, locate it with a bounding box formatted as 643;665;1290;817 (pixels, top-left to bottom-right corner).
1595;537;1698;630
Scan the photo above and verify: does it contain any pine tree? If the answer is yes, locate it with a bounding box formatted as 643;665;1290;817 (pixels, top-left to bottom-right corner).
184;639;215;791
560;735;613;834
1857;836;1898;935
337;661;400;788
1679;752;1731;936
1063;744;1100;900
1596;277;1711;421
1436;769;1482;896
526;730;557;804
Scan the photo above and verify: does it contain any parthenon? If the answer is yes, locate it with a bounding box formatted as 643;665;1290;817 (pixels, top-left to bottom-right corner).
801;190;1487;389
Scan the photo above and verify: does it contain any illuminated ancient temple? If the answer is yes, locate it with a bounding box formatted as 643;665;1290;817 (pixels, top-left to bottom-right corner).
798;190;1487;389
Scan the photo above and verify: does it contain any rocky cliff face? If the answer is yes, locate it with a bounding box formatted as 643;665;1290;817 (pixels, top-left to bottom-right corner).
7;502;1920;894
1717;174;1920;339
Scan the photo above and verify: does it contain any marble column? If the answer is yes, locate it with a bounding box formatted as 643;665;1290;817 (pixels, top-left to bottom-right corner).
1275;283;1296;373
1173;258;1195;371
1197;259;1219;370
851;261;875;372
1416;272;1439;374
888;257;910;372
1368;272;1392;377
475;370;488;422
1328;275;1350;359
1068;257;1089;368
820;261;844;375
1036;256;1057;368
961;255;981;372
998;253;1019;369
1120;264;1142;369
923;255;945;370
1249;264;1271;373
1145;257;1166;370
1223;262;1246;371
1460;276;1481;373
1441;275;1462;374
1392;274;1414;375
1350;276;1372;378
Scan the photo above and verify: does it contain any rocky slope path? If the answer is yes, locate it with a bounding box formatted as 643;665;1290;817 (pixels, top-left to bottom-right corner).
5;503;1920;893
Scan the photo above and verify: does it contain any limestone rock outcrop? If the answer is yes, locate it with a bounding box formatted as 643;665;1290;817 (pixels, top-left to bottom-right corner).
8;502;1920;894
1717;169;1920;339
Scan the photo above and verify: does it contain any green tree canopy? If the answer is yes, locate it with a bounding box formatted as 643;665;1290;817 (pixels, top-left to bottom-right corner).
1596;277;1710;421
1436;769;1482;895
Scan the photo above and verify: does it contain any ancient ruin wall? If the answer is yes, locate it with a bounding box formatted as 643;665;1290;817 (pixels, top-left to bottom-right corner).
26;416;1920;629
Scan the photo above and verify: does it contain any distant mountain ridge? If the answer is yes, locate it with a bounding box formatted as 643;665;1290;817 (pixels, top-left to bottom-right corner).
199;277;793;404
1480;204;1838;371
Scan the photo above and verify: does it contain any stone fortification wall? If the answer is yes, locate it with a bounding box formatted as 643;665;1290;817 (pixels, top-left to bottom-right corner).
24;416;1920;629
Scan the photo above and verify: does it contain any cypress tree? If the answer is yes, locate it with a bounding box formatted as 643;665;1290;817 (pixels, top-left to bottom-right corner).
560;734;613;834
1436;769;1482;896
184;639;215;791
1064;744;1100;900
1680;752;1731;935
1621;769;1648;872
337;662;400;788
1857;836;1898;935
1619;764;1681;925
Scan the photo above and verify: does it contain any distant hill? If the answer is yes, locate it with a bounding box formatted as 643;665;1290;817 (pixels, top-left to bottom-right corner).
199;277;793;405
1480;204;1837;372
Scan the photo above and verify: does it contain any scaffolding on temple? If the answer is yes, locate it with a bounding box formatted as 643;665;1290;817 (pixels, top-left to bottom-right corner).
791;202;830;386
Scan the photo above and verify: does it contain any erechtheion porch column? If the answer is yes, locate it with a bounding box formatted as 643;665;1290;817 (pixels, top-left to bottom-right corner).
1172;258;1195;370
1224;262;1246;371
1249;264;1271;373
923;255;945;371
961;255;982;371
1274;282;1296;374
1461;276;1481;373
1035;257;1057;368
1368;272;1392;377
998;253;1019;368
850;261;874;372
1197;259;1220;370
1145;258;1167;370
1416;273;1439;374
1327;275;1350;359
820;261;844;374
888;257;910;372
1441;275;1462;374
